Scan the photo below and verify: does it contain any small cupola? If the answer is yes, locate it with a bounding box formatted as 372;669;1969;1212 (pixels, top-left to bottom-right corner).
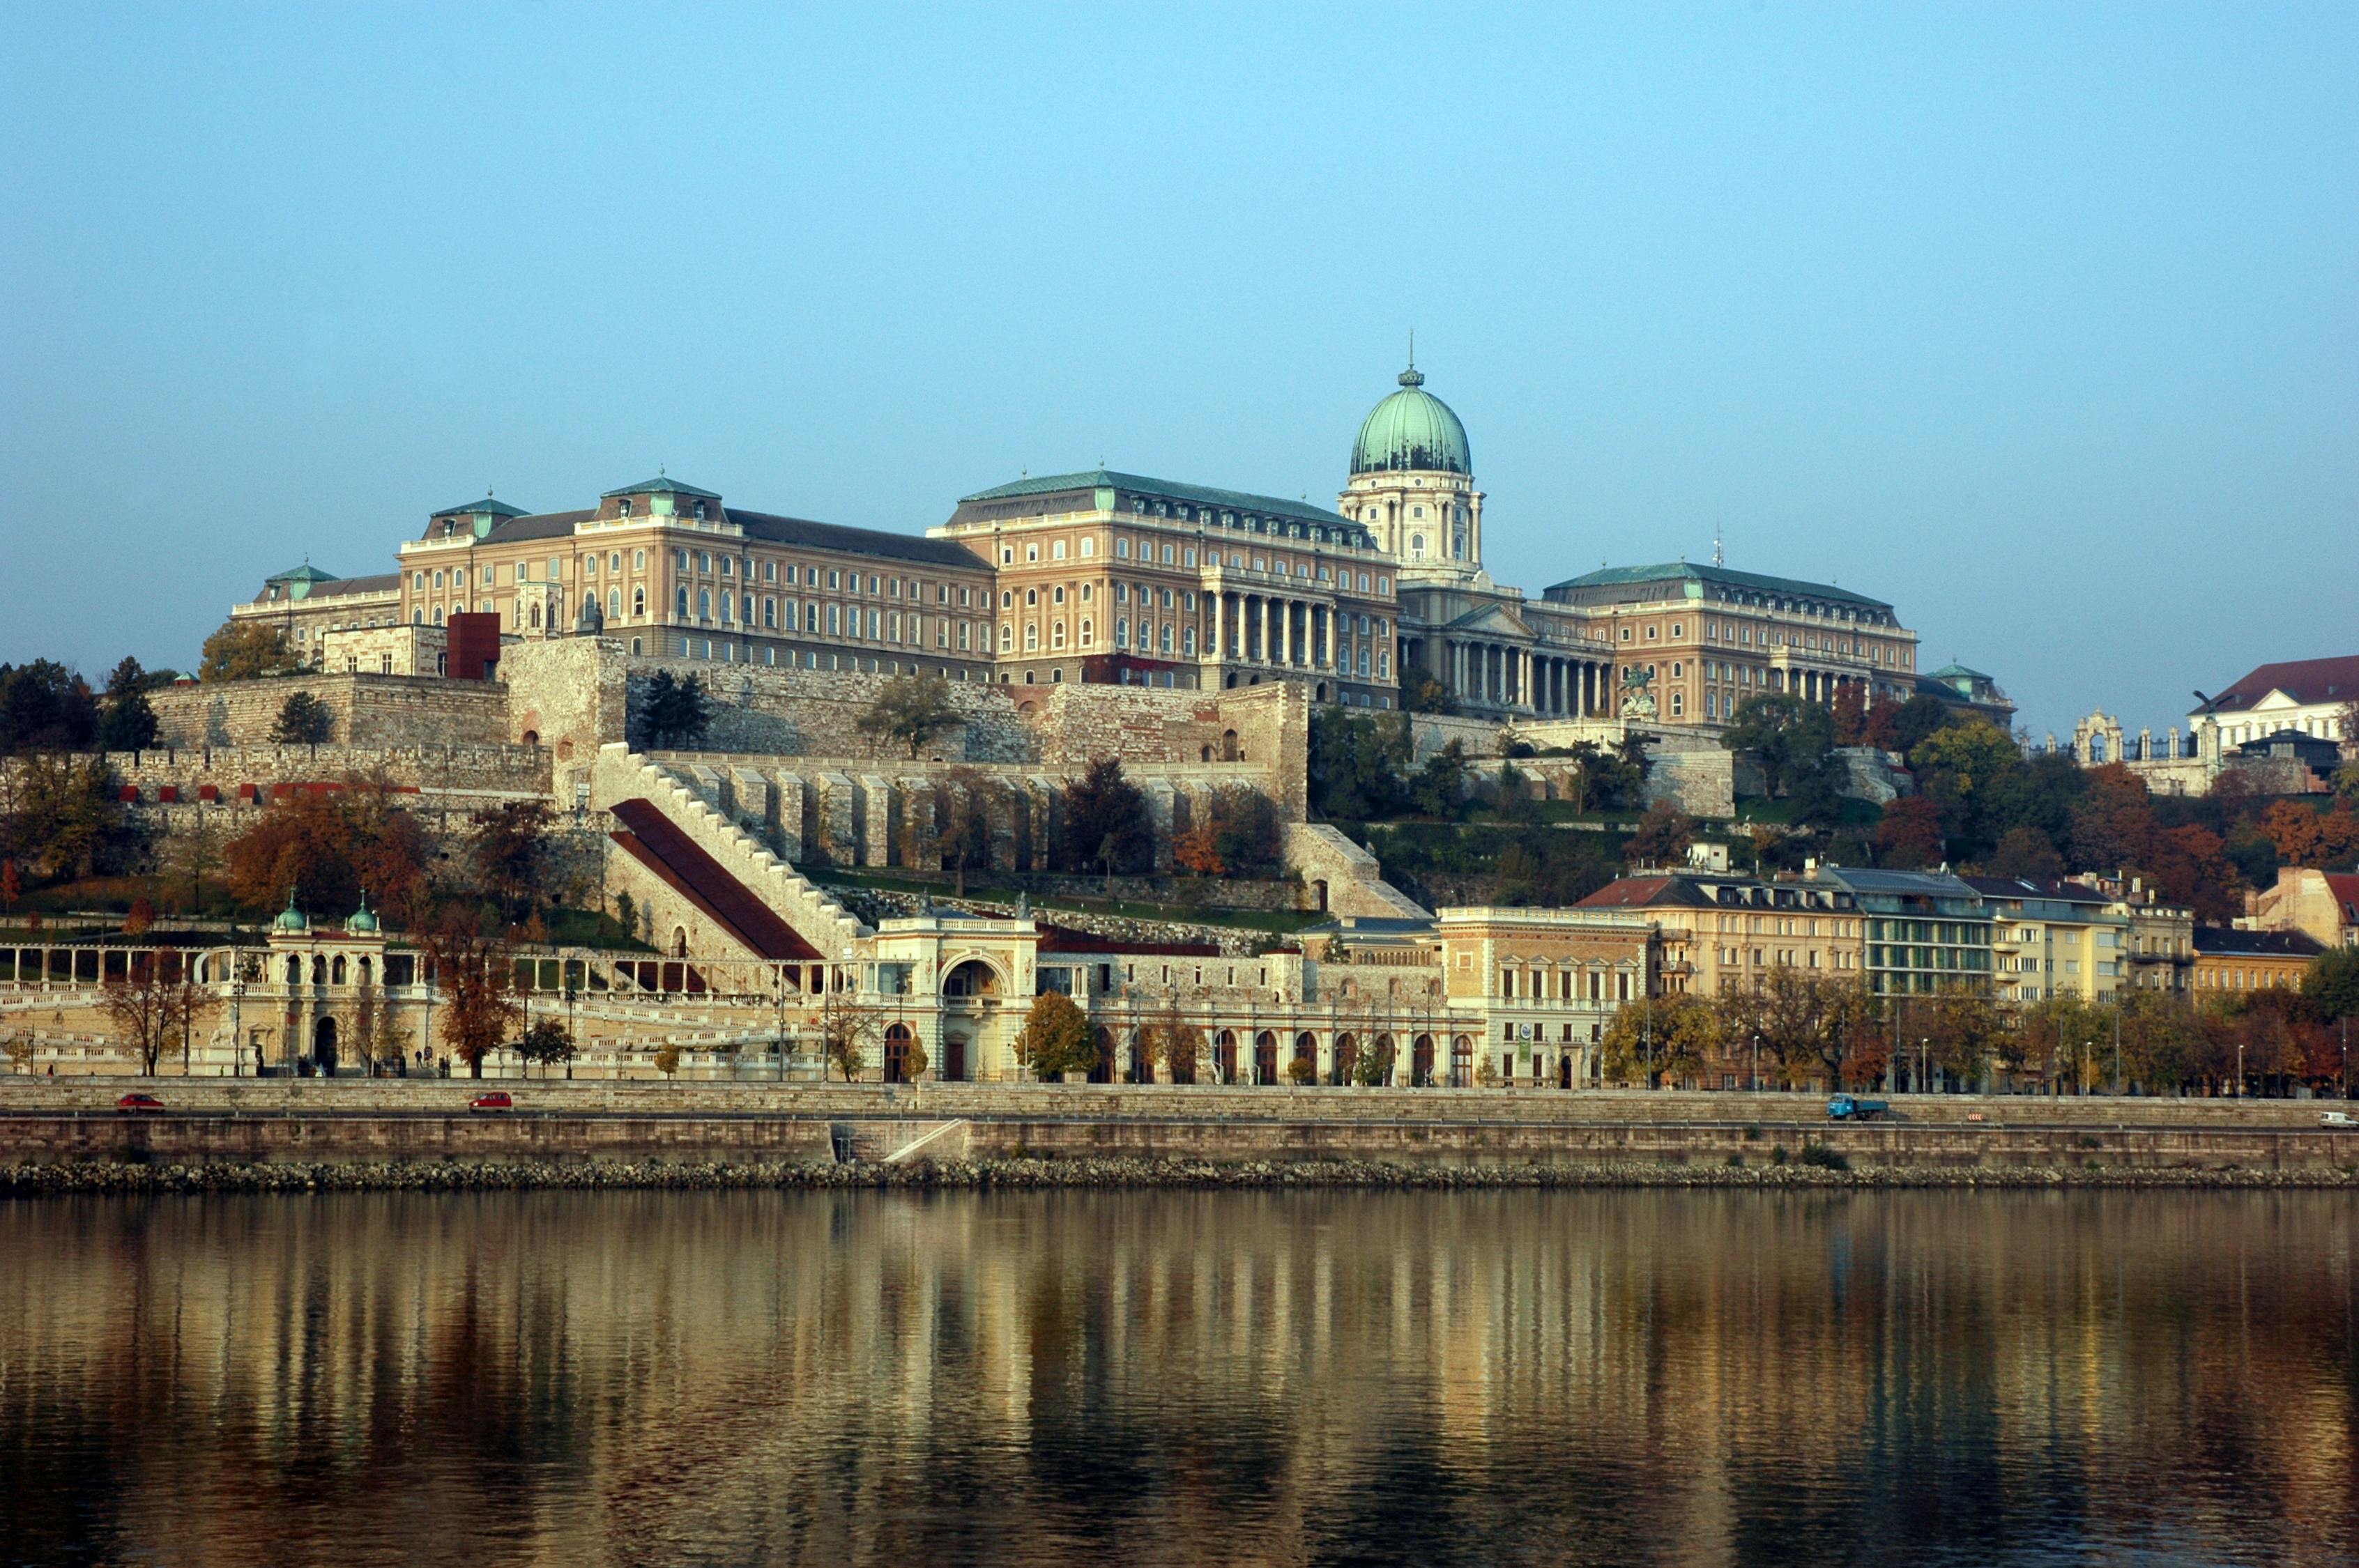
600;470;723;523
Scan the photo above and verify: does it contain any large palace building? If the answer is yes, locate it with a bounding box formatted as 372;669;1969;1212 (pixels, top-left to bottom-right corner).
229;358;1922;729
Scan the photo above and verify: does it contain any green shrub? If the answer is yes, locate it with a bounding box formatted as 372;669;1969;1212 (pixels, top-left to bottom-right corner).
1799;1144;1849;1172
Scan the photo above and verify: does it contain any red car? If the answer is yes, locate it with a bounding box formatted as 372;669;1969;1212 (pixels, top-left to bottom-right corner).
116;1093;165;1114
469;1092;513;1113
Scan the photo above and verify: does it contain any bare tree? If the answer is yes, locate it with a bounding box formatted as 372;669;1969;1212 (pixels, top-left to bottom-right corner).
817;977;882;1082
100;952;215;1075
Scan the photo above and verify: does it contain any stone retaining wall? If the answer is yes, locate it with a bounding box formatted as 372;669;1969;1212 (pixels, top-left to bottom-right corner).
150;675;511;749
1;1104;2349;1174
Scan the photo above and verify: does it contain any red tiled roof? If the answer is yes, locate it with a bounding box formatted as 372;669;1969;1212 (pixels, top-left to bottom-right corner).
2204;655;2359;714
606;799;820;961
2328;873;2359;925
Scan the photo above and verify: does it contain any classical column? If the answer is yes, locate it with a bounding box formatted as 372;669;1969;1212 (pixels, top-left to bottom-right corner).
1207;591;1221;657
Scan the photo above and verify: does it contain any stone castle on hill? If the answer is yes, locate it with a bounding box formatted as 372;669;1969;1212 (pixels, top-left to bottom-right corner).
3;362;2075;1089
230;358;1968;737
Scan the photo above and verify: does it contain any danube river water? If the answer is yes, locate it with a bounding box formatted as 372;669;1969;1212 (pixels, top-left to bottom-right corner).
1;1190;2352;1567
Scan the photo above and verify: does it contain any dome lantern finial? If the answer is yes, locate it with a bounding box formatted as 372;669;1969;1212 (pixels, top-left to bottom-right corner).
1399;330;1423;387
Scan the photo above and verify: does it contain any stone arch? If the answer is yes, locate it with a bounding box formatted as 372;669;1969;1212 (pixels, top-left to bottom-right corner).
671;926;689;958
1412;1033;1435;1087
330;955;346;985
1450;1033;1474;1087
941;956;1005;997
1291;1031;1316;1081
1088;1026;1115;1084
312;1015;338;1075
1331;1031;1358;1085
1221;729;1240;761
1253;1031;1279;1085
1215;1029;1239;1084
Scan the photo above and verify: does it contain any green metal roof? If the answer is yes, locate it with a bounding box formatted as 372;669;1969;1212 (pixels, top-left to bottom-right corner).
959;469;1354;529
264;562;342;585
1350;364;1471;476
1924;663;1991;682
429;495;529;520
1544;561;1893;611
600;475;723;500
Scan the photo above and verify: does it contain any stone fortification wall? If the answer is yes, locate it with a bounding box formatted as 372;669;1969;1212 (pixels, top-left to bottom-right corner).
79;744;551;804
648;753;1276;876
584;650;1306;810
1640;748;1736;817
150;675;511;750
497;640;629;786
1282;824;1432;921
621;658;1033;763
1410;714;1509;762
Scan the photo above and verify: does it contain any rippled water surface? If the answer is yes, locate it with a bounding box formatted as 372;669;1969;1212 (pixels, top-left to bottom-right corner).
1;1189;2353;1567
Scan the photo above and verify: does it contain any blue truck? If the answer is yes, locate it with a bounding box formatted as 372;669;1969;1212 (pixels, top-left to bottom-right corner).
1826;1095;1891;1121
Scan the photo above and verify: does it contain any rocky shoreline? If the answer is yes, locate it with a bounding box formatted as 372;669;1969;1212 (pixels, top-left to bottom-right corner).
5;1156;2357;1196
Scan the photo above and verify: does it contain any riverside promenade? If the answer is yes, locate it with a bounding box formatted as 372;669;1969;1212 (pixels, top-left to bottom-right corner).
3;1080;2356;1185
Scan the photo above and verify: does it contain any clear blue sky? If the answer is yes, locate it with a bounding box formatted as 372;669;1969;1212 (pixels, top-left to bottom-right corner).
4;3;2353;739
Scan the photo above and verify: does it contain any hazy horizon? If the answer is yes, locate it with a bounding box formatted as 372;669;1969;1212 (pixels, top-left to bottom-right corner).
5;4;2353;739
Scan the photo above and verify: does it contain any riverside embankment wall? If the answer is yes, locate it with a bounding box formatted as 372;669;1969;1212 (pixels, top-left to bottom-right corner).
4;1084;2355;1174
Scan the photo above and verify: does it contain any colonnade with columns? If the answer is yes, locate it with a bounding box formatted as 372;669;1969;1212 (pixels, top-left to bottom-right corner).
1415;637;1616;718
1205;589;1384;688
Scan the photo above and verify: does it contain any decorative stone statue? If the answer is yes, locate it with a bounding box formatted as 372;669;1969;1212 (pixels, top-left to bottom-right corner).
1619;670;1658;722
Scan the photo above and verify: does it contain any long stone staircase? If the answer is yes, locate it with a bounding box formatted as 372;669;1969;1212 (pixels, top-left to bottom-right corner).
595;744;869;960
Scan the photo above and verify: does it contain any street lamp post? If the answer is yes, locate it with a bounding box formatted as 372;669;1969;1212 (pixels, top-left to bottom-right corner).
228;976;245;1079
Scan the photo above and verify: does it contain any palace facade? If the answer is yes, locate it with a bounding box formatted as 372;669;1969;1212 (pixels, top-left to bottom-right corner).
230;357;1927;732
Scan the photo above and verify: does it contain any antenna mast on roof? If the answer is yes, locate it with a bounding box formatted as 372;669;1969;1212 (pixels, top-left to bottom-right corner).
1713;522;1724;568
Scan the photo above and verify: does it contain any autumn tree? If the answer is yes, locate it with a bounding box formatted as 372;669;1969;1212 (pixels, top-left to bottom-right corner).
198;622;297;682
0;753;137;884
856;673;966;759
101;952;215;1075
427;913;521;1078
1875;797;1946;869
1134;987;1207;1084
225;787;429;921
2261;799;2359;868
1599;991;1718;1086
158;806;234;915
1014;990;1094;1081
2017;993;2114;1094
1726;970;1884;1089
1624;799;1696;868
1985;826;2065;879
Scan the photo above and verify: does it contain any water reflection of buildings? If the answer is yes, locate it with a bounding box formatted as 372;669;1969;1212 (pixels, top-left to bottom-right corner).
1;1193;2353;1566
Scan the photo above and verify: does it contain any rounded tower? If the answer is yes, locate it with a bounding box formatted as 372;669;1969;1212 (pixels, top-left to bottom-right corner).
1338;353;1483;579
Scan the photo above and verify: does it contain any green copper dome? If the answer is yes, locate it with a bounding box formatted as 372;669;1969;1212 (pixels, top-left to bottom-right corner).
1350;363;1471;477
272;891;310;935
